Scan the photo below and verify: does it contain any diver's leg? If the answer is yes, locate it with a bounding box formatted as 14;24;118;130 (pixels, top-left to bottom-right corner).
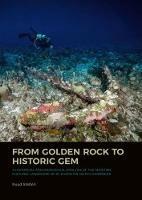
18;33;35;42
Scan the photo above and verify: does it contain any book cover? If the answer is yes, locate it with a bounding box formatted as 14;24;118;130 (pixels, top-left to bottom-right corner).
0;0;141;192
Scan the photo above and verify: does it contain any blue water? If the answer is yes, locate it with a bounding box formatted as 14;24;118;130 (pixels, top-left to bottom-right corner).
0;0;142;49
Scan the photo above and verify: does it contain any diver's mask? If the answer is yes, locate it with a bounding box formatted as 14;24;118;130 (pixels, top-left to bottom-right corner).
36;34;46;40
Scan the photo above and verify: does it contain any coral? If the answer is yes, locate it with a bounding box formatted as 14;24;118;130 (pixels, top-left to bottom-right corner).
19;102;64;126
72;84;86;94
31;102;62;113
19;99;117;134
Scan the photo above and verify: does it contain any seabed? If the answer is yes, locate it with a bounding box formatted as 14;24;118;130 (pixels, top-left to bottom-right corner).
0;47;142;142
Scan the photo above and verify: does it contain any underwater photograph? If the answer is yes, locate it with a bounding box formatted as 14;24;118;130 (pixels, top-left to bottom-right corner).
0;0;142;142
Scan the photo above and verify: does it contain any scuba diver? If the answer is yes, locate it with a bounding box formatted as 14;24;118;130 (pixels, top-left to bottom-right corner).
18;27;53;50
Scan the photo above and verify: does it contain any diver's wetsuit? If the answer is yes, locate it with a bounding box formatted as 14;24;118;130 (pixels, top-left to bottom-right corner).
18;33;35;43
18;28;53;49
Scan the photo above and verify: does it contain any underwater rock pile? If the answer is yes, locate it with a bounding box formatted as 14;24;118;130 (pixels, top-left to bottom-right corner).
0;85;12;101
19;102;65;131
19;99;116;132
